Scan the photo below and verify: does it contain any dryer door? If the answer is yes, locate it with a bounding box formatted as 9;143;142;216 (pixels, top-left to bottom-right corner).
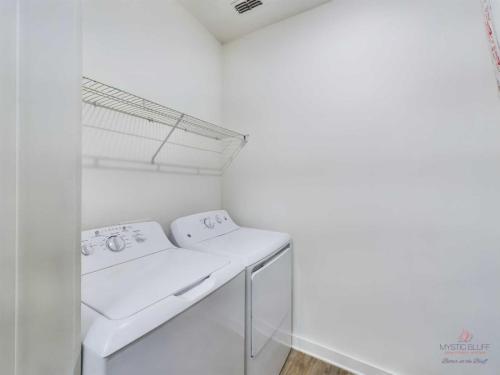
251;247;292;358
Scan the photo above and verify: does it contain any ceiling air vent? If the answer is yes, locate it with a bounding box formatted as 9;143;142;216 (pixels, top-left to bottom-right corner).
234;0;263;14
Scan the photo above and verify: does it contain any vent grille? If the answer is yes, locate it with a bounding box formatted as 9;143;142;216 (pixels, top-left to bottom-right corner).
234;0;263;14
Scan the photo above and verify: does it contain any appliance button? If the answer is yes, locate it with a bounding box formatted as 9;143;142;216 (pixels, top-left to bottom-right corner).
134;235;146;243
81;244;93;256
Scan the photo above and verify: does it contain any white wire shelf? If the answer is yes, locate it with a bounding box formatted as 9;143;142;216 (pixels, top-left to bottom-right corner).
82;77;248;175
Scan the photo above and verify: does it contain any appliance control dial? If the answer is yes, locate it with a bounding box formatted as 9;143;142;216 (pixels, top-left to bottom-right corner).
81;244;93;256
106;235;126;252
203;217;215;229
215;215;222;224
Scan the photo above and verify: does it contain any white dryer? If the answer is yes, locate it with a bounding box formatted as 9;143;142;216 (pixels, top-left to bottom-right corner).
171;211;292;375
81;221;245;375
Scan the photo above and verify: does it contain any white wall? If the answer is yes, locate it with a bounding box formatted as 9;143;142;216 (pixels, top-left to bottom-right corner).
82;0;223;229
0;1;18;373
0;1;82;374
222;1;500;374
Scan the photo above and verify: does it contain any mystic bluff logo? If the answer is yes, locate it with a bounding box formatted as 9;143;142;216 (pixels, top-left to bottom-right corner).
440;329;490;366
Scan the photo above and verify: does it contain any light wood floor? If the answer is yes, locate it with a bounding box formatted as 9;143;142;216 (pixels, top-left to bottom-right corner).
280;350;354;375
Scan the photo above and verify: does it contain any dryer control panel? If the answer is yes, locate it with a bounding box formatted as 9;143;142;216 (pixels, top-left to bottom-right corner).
81;221;175;275
171;210;240;248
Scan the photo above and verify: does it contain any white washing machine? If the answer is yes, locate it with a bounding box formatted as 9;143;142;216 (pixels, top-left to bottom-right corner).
81;221;245;375
171;210;292;375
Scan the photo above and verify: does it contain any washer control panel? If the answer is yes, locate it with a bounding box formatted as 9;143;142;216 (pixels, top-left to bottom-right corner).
171;210;240;248
81;221;174;275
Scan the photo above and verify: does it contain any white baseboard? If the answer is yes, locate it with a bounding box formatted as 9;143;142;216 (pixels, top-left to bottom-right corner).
292;335;394;375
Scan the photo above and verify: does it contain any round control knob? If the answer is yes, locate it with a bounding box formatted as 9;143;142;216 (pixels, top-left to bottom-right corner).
106;235;126;252
215;215;222;224
203;217;214;229
81;244;93;256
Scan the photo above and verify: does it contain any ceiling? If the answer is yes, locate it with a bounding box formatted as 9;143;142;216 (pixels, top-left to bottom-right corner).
180;0;331;43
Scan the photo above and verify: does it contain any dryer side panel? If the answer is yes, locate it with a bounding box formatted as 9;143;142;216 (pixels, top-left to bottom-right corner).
251;247;292;358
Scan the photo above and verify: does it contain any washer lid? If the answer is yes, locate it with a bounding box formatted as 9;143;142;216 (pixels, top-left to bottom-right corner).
82;248;229;320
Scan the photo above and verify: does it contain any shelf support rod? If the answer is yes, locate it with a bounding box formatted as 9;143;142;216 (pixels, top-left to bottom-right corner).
151;114;185;164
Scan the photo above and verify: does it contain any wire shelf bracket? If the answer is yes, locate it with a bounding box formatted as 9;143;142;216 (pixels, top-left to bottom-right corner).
151;114;185;164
